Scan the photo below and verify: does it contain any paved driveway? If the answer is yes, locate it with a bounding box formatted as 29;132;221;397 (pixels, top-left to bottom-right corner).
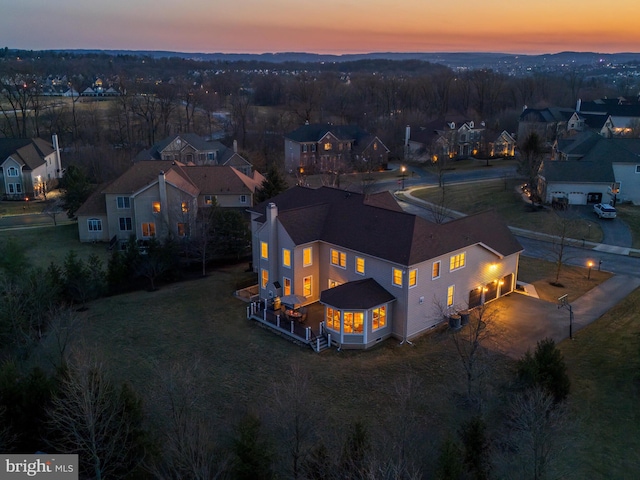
572;205;632;247
484;274;640;359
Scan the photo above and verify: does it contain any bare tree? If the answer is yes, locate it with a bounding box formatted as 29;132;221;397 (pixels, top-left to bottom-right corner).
451;304;497;410
147;359;228;480
45;305;81;369
517;132;545;206
47;351;146;480
265;363;320;479
499;387;570;480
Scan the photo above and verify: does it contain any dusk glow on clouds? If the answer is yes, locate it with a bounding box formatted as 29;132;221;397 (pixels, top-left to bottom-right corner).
2;0;639;54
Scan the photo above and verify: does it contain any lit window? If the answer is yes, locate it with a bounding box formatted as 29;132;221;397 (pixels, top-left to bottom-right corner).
87;218;102;231
326;307;340;331
392;268;403;287
119;217;132;231
177;222;188;237
303;276;312;296
152;201;161;213
324;142;332;151
356;257;365;275
181;202;189;213
261;269;269;289
303;247;312;267
330;249;346;268
409;269;417;287
283;277;291;296
450;253;466;271
372;306;386;330
282;248;291;268
373;142;378;150
343;312;364;334
261;241;268;260
204;195;214;205
447;285;455;307
432;261;441;279
117;196;130;209
142;222;156;237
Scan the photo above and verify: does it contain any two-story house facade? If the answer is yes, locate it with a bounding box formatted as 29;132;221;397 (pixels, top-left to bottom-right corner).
76;161;264;243
284;124;389;175
0;135;64;199
135;133;253;176
249;187;522;349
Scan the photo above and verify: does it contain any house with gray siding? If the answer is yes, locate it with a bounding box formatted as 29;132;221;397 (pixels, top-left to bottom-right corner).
76;160;264;244
0;135;64;199
249;187;522;349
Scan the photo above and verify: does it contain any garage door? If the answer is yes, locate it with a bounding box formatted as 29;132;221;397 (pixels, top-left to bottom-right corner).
568;192;587;205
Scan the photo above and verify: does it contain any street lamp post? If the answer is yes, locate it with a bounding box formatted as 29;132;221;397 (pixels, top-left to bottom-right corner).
401;165;406;190
587;260;593;280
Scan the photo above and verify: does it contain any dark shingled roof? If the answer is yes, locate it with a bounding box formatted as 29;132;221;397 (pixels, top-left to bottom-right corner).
0;138;54;170
320;278;396;309
251;186;522;267
134;133;239;164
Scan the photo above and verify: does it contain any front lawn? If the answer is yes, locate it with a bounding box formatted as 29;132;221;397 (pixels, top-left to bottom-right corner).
409;179;605;243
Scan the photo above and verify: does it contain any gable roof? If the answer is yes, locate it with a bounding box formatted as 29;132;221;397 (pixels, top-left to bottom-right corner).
285;124;381;145
251;186;521;266
0;138;54;170
134;134;243;164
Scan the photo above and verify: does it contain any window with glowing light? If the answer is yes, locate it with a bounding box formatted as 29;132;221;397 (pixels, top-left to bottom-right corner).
326;308;341;331
432;261;441;279
372;306;386;330
152;201;161;213
355;257;365;275
142;222;156;237
303;247;312;267
331;249;346;268
409;269;417;288
261;241;268;260
261;269;268;289
282;248;291;267
283;277;291;296
449;252;466;271
447;285;455;307
303;276;312;297
392;268;403;287
343;311;364;334
177;223;188;237
181;202;189;213
324;142;332;151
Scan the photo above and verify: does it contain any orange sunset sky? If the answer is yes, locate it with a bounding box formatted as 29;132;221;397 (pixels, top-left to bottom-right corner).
3;0;640;54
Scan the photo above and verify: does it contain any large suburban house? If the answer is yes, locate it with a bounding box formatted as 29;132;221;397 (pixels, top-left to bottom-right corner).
135;133;253;177
284;124;389;175
0;135;64;199
249;186;522;349
406;121;512;162
76;160;264;244
539;132;640;205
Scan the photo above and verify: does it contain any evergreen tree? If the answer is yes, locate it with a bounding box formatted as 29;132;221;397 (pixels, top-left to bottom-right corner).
230;413;275;480
60;165;94;218
254;163;289;204
517;338;570;403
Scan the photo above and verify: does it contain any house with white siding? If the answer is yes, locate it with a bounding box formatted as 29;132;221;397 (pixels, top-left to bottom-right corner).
248;186;522;349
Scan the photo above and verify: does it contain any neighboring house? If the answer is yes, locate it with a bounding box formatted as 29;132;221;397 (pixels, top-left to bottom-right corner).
76;160;264;244
284;123;389;174
540;134;640;205
249;186;522;349
517;106;574;145
0;135;64;199
135;133;253;176
488;130;516;157
406;120;491;161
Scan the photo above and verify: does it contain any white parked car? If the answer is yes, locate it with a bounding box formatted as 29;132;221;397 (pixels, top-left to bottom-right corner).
593;203;617;219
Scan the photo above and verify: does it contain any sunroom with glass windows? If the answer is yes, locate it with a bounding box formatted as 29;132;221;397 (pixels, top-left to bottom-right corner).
320;278;395;350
